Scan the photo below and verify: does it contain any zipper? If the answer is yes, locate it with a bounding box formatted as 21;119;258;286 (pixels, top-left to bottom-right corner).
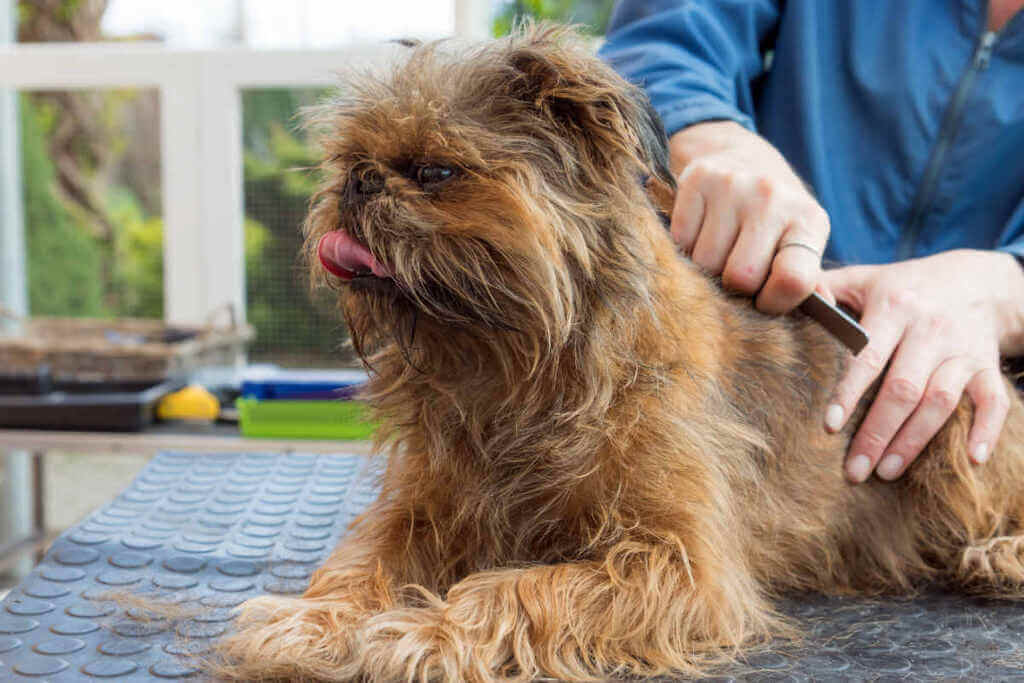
898;29;997;259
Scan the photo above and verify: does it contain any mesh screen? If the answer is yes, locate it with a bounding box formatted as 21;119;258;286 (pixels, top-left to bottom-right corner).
242;88;355;367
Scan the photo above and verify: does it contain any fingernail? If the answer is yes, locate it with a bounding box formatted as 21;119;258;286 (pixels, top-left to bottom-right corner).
847;454;872;483
876;454;904;480
972;442;989;464
825;404;844;432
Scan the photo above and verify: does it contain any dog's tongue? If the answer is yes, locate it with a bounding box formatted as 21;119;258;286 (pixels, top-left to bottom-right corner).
317;230;390;280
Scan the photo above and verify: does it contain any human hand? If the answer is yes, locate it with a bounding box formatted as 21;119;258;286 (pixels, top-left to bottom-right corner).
668;120;830;314
821;249;1024;483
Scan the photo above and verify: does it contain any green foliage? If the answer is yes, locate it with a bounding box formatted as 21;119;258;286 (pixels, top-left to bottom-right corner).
493;0;616;36
246;122;320;198
245;216;270;261
21;93;165;320
107;188;163;318
57;0;83;24
20;95;106;317
242;89;350;365
17;0;87;32
243;88;324;163
242;216;274;353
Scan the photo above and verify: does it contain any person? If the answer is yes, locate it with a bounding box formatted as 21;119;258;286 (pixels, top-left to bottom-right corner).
598;0;1024;483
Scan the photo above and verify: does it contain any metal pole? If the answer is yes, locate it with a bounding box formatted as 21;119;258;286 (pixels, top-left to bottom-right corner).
0;0;34;578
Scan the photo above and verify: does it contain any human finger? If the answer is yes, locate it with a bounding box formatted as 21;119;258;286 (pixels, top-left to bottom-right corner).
844;320;949;483
814;281;837;306
721;212;784;295
824;296;904;436
819;265;872;315
670;172;705;254
756;220;828;314
965;367;1011;465
690;195;739;275
874;356;973;480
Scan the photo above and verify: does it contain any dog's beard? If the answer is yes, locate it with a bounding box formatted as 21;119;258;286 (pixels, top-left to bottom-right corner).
336;227;532;375
341;288;423;374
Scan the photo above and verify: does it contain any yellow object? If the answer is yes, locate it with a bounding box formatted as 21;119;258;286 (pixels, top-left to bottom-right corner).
157;384;220;421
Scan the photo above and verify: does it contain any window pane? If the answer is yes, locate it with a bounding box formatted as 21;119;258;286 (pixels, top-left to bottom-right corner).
20;89;163;320
242;87;354;367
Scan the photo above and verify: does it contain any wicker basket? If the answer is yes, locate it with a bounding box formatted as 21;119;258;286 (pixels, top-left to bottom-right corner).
0;317;254;383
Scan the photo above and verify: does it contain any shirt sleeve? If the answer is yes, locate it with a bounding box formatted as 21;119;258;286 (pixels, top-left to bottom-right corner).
598;0;781;137
997;243;1024;262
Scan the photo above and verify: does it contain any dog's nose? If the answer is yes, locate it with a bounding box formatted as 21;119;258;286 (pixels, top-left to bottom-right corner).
356;170;385;197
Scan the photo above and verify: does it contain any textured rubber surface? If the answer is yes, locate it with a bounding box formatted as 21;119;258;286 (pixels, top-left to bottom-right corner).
2;452;1024;681
0;452;378;680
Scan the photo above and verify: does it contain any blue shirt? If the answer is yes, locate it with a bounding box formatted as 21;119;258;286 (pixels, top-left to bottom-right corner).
599;0;1024;266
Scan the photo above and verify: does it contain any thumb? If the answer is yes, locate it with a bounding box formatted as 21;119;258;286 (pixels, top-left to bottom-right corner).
820;265;873;313
813;281;836;307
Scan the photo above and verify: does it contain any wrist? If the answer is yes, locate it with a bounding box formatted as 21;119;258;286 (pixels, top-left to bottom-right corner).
668;120;752;176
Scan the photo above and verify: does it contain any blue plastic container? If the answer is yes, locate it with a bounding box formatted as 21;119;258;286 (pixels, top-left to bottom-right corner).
240;367;368;400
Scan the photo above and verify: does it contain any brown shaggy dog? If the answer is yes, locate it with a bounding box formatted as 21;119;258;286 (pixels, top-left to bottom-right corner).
216;24;1024;681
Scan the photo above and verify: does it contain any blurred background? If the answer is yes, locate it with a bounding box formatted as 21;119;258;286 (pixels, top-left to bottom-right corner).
7;0;615;367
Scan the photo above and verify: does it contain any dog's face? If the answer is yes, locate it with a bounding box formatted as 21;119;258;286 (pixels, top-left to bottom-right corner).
306;25;674;369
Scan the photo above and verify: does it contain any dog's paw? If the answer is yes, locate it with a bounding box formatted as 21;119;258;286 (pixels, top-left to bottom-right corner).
213;596;363;681
356;605;524;683
960;535;1024;594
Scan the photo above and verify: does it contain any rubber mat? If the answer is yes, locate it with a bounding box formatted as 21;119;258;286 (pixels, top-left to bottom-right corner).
0;452;379;680
2;451;1023;681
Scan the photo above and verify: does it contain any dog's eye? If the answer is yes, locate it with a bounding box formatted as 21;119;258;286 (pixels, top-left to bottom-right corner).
415;165;455;186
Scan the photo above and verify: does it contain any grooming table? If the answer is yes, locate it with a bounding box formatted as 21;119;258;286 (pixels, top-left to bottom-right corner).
2;453;1024;681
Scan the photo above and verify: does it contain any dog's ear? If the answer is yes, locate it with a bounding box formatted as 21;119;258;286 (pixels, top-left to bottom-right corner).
632;94;677;214
503;34;676;195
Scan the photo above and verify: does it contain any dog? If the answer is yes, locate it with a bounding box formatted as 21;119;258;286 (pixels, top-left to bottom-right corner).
214;24;1024;681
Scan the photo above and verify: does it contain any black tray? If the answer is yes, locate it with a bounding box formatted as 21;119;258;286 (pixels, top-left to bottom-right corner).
0;377;184;431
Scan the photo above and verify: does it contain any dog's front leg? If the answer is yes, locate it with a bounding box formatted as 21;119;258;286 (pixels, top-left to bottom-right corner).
213;501;439;681
352;538;776;682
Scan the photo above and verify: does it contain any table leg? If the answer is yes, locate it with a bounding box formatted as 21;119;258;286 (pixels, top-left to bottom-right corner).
32;451;45;561
0;450;41;571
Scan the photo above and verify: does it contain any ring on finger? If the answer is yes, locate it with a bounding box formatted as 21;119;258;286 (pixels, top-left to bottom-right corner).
777;241;821;258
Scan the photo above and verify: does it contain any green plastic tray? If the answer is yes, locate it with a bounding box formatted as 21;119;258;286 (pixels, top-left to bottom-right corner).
236;397;377;440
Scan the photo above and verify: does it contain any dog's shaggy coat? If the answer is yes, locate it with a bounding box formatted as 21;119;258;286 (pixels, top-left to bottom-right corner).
215;25;1024;682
